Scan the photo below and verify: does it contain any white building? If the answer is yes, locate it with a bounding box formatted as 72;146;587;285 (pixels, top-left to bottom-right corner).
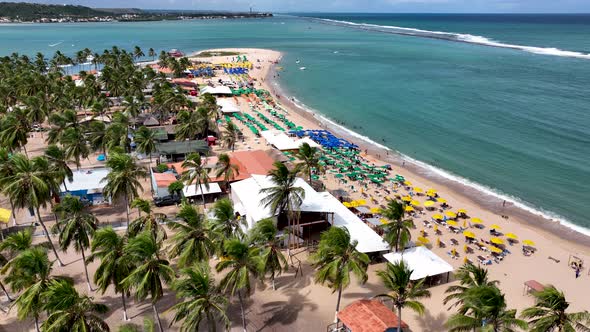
230;174;389;253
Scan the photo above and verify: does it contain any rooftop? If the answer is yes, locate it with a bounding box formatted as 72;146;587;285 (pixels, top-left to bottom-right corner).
338;299;408;332
60;168;110;193
383;246;454;280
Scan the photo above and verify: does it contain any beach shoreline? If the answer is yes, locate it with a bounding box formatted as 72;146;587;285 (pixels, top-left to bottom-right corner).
251;50;590;255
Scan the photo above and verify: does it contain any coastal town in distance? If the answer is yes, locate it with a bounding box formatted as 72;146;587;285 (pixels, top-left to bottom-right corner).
0;2;589;332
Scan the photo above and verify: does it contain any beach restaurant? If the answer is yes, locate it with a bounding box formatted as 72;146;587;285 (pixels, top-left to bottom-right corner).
383;246;454;285
230;174;389;253
60;168;110;205
331;299;409;332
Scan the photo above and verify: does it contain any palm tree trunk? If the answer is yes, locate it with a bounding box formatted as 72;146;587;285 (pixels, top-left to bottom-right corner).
398;306;403;332
9;200;16;227
152;303;164;332
22;145;28;158
0;280;13;301
34;315;40;332
80;245;92;292
199;183;206;208
121;293;129;321
272;275;276;291
35;207;64;266
238;290;247;332
334;284;343;323
124;194;130;230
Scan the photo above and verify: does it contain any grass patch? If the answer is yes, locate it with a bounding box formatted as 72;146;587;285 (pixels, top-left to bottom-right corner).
196;51;241;57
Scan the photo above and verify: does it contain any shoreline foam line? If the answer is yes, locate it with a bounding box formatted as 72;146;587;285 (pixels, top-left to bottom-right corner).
310;17;590;60
269;74;590;239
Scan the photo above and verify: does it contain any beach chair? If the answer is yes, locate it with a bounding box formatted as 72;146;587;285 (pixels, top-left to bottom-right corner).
450;238;459;246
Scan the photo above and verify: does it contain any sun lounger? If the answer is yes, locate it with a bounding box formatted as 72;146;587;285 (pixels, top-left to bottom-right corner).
477;255;492;265
450;239;459;246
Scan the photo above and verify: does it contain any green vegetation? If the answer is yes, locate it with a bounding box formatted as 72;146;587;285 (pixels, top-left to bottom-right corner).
196;51;241;57
0;2;109;21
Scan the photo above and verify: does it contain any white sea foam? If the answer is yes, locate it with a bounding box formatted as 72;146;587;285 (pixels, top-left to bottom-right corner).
315;18;590;60
281;86;590;237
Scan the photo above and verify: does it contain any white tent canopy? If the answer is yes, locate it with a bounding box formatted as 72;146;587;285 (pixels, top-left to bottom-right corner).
261;130;320;151
383;247;454;280
230;174;389;253
201;86;232;96
183;183;222;197
216;98;241;114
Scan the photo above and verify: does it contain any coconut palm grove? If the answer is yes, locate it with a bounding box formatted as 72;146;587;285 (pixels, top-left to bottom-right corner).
0;46;588;332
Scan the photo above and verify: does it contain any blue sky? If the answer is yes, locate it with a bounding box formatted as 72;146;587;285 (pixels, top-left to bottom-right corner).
10;0;590;13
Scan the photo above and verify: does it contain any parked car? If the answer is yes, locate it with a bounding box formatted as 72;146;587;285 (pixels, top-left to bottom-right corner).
154;195;181;207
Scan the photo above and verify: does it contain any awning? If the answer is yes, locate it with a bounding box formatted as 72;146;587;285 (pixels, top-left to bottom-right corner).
156;140;209;155
383;246;453;280
182;182;222;197
0;208;10;224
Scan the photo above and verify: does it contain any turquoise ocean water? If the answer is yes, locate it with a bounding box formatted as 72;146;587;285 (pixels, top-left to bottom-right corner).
0;14;589;233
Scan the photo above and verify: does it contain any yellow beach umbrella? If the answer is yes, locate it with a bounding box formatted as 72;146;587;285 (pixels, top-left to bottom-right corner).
490;224;502;230
401;196;412;202
405;206;415;212
426;191;436;197
403;181;412;186
410;200;421;207
437;198;447;204
343;202;351;207
424;201;435;207
370;207;381;214
445;211;457;219
457;209;467;214
463;230;476;238
380;218;390;225
490;237;505;245
433;225;438;232
0;208;10;224
488;246;503;254
523;240;536;246
418;236;430;244
427;188;437;193
463;256;469;264
432;214;443;220
447;220;458;227
471;218;483;224
463;244;469;253
451;248;457;256
505;233;518;240
463;219;467;228
413;187;423;193
357;199;367;206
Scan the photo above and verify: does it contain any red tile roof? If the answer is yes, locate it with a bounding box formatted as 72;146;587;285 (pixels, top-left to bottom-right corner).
153;172;177;188
167;150;276;184
338;299;408;332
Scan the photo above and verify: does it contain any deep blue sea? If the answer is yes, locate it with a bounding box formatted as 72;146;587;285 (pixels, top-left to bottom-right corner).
0;14;589;233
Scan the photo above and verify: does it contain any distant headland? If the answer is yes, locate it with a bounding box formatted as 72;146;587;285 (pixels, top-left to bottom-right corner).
0;2;273;23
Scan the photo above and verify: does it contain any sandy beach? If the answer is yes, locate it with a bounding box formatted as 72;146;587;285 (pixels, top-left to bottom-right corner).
0;47;589;331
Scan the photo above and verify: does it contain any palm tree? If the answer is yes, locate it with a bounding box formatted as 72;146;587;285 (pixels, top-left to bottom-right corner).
129;198;167;241
169;263;230;332
149;48;156;61
221;121;239;152
175;110;204;141
61;127;89;170
295;142;320;184
444;262;499;310
167;181;184;198
249;218;287;290
0;147;17;225
53;195;98;291
310;227;369;322
44;144;73;191
134;126;158;165
211;198;245;247
133;46;145;61
102;153;147;228
446;284;528;332
260;162;305;249
41;279;109;331
376;260;431;331
168;202;216;267
2;247;64;331
0;154;64;265
122;231;174;332
0;107;31;155
0;228;34;258
87;227;134;321
521;285;590;332
215;153;239;190
381;200;413;252
216;238;262;332
181;153;210;208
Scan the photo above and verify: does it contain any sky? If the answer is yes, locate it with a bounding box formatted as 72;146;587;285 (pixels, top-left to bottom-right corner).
9;0;590;13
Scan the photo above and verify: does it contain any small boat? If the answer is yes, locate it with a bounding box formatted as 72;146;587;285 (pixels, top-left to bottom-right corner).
168;49;184;57
299;67;306;71
296;60;300;64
